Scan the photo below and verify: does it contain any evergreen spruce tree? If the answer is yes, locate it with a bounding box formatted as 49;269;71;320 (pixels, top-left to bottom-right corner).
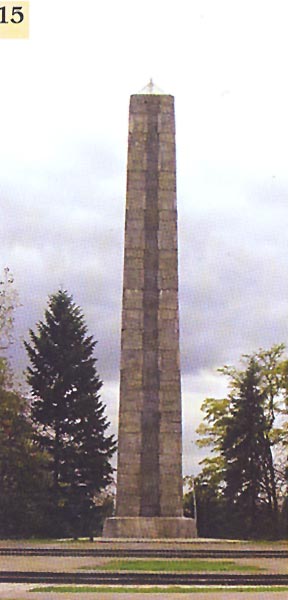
25;290;116;537
221;358;268;538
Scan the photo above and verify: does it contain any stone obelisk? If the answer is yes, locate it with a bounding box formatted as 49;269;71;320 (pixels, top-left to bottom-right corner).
103;81;196;538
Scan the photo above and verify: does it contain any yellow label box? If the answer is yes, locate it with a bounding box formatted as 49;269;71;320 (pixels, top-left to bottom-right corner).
0;2;29;38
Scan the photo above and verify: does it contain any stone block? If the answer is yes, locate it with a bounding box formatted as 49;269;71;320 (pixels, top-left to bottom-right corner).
120;347;142;369
129;112;148;133
120;366;142;388
158;307;178;321
125;218;144;232
142;369;160;391
124;256;144;272
128;150;147;171
127;180;147;193
119;410;142;434
159;209;177;222
158;327;178;350
159;290;178;310
142;390;159;408
160;405;181;419
122;329;143;350
115;496;141;517
117;454;141;473
142;349;158;368
142;330;158;349
160;419;182;434
124;248;145;260
144;230;158;247
145;176;159;192
127;170;146;189
144;271;158;290
158;271;178;290
159;172;176;192
159;388;179;407
158;361;179;379
158;320;180;339
159;379;180;391
159;500;183;518
159;479;182;503
143;289;158;308
158;226;177;250
126;190;146;210
158;249;178;272
118;432;142;455
158;190;176;210
160;465;182;484
158;318;179;333
144;206;159;224
143;314;157;333
119;389;144;410
129;95;151;111
158;234;177;251
158;351;180;373
158;132;176;145
159;219;177;236
159;161;176;174
159;434;182;455
160;95;174;111
126;208;144;221
122;309;143;330
123;268;144;290
158;113;175;134
125;227;145;249
158;147;175;162
159;370;180;387
123;289;143;309
117;473;141;495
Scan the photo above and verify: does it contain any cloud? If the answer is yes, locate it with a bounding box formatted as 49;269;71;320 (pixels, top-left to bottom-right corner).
179;186;288;376
3;0;288;475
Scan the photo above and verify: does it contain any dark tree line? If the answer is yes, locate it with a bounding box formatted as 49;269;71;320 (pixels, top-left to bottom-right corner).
184;345;288;539
0;281;116;538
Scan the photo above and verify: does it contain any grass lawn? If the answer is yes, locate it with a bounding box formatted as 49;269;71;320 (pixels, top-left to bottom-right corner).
81;559;263;572
30;585;288;593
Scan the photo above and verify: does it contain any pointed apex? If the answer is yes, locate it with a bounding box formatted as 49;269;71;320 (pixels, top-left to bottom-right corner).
138;78;166;95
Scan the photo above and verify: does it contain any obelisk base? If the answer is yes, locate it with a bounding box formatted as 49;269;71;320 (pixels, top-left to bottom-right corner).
103;517;196;539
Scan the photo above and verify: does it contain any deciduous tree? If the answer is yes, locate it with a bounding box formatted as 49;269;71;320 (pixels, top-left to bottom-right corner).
0;269;50;536
0;385;50;537
196;345;287;539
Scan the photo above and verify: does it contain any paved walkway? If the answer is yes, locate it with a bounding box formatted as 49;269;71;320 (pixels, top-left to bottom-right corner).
0;554;287;573
0;540;287;598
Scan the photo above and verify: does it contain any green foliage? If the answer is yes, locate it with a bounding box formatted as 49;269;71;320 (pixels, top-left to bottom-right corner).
0;270;51;537
222;357;278;537
0;377;51;537
195;345;288;539
25;290;116;538
184;468;228;538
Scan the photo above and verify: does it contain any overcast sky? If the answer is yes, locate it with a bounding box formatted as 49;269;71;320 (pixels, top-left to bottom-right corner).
2;0;288;475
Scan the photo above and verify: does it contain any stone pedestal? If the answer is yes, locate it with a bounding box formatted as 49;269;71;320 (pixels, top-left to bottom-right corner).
103;517;196;539
103;87;196;538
